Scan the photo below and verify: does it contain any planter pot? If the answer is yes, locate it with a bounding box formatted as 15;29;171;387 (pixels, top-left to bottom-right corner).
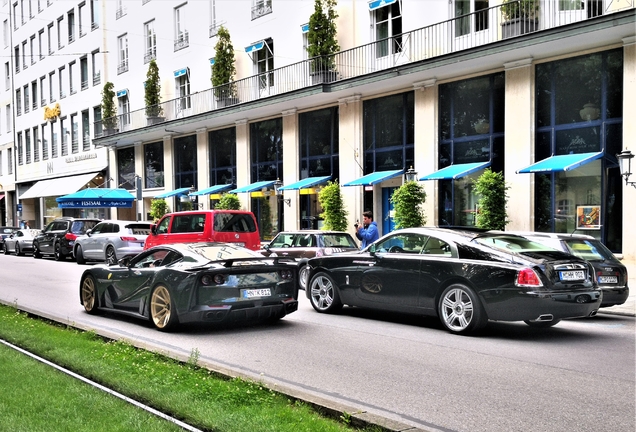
216;97;239;108
146;116;165;126
103;127;119;137
310;70;337;85
501;18;537;39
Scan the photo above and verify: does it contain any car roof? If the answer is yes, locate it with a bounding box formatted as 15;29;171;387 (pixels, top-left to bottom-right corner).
500;230;596;241
275;230;352;235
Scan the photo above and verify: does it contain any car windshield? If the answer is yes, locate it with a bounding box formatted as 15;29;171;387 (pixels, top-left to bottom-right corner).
71;220;99;234
321;234;357;248
564;239;615;261
474;235;555;253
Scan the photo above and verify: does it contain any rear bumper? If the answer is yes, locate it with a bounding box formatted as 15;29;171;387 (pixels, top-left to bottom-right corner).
178;298;299;324
482;288;602;322
599;286;629;308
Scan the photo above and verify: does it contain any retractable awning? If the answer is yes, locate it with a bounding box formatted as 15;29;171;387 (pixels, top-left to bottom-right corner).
419;162;491;181
245;40;265;54
278;176;331;191
19;172;98;200
516;152;604;174
230;180;276;194
189;184;233;196
56;188;135;208
154;187;192;199
368;0;397;11
342;169;403;186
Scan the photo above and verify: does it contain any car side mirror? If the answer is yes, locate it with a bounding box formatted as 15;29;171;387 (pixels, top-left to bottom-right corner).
86;229;92;237
369;244;376;256
262;244;270;251
150;225;157;235
118;256;132;267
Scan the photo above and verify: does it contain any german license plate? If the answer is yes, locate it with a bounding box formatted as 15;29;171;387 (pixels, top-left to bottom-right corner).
598;276;618;284
234;242;245;247
559;270;585;281
242;288;271;298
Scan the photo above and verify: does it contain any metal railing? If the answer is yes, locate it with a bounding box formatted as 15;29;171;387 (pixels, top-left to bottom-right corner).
174;31;189;52
94;0;634;138
251;0;272;20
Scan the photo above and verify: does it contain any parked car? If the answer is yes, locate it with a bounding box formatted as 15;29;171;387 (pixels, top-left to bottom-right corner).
73;220;152;265
145;210;261;251
79;242;299;331
261;230;359;289
502;231;629;308
304;227;601;335
3;229;41;255
0;226;19;251
33;217;101;260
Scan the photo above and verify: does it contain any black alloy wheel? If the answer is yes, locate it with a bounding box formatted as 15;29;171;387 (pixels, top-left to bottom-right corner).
33;243;42;258
75;245;86;264
54;242;65;261
15;243;22;256
106;246;117;265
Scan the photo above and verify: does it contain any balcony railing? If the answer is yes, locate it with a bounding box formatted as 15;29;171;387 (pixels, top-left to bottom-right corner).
251;0;272;20
93;71;101;86
174;31;189;51
144;48;156;64
117;59;129;75
116;6;127;19
94;0;635;138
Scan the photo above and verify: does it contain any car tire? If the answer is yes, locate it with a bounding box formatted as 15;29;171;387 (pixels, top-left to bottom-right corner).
105;246;117;265
75;245;86;264
298;265;310;290
33;243;42;259
80;274;99;314
438;284;487;335
150;285;179;331
3;244;8;255
15;243;22;256
524;319;561;328
54;242;65;261
308;272;343;313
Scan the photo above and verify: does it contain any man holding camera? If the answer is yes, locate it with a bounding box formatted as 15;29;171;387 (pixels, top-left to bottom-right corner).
355;210;379;249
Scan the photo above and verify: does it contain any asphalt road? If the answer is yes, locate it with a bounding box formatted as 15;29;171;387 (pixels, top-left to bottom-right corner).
1;253;634;432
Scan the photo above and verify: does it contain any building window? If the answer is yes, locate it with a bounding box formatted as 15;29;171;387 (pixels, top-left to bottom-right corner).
31;81;37;110
16;88;21;116
534;49;623;250
23;85;29;113
39;76;46;106
33;127;39;162
58;66;65;99
5;104;11;132
41;123;48;160
50;120;58;158
251;0;272;20
14;45;19;73
7;148;12;174
144;141;164;188
115;0;126;19
71;113;78;153
38;29;43;59
29;35;35;64
60;117;68;156
69;61;76;94
81;110;89;150
91;50;100;85
67;9;75;43
117;147;135;190
48;71;55;102
176;72;191;113
118;93;130;128
437;73;504;227
174;135;197;191
80;56;88;90
4;62;10;90
90;0;99;30
25;129;31;163
3;20;8;48
454;0;489;37
93;105;101;137
174;4;189;51
144;20;156;63
372;0;402;58
254;38;274;91
17;132;23;165
208;127;236;188
78;2;86;36
21;40;27;69
57;16;64;50
117;34;128;74
47;23;53;54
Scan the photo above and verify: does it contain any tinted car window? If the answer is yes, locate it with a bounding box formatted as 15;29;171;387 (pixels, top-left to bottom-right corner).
156;216;171;234
320;234;357;248
374;233;427;254
214;213;257;233
475;235;552;252
172;215;205;233
71;220;98;234
270;233;296;247
564;239;615;261
91;222;107;234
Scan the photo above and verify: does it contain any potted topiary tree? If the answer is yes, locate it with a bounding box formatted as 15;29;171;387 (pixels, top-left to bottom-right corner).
318;180;347;231
390;181;427;229
501;0;539;39
101;82;118;136
144;59;164;125
215;193;241;210
473;169;510;230
306;0;340;84
149;198;169;222
211;26;238;107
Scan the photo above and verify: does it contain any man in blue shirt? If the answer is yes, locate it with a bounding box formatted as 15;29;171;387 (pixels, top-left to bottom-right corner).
355;211;379;249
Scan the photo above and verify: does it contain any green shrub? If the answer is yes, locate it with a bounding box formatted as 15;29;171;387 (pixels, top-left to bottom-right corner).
215;193;241;210
473;169;510;230
307;0;340;72
149;199;169;222
318;181;347;231
144;59;162;117
101;82;117;130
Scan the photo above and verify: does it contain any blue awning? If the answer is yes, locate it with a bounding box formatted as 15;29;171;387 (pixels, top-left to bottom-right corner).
116;89;128;98
189;184;233;196
517;152;604;174
278;176;331;191
301;23;309;33
368;0;397;11
342;169;403;186
209;58;215;65
230;180;276;194
174;68;188;78
56;188;135;208
419;162;491;181
245;41;265;54
154;187;192;199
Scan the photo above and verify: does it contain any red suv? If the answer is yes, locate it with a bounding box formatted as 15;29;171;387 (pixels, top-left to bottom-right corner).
144;210;261;251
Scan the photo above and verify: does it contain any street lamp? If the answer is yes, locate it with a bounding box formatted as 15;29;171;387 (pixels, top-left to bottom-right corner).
404;166;417;182
617;150;636;189
273;178;291;206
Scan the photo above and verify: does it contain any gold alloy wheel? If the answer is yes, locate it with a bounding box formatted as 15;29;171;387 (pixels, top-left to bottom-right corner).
81;275;97;314
150;285;173;329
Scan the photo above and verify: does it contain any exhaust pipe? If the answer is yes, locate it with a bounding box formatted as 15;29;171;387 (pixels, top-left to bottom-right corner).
589;310;598;317
536;314;554;322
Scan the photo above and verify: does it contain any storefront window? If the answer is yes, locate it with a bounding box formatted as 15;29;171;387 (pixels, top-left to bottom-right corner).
144;141;164;189
174;135;197;189
209;127;236;187
534;49;623;251
117;146;135;190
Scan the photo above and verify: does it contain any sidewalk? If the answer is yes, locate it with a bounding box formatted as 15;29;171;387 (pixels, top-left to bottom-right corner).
597;259;636;317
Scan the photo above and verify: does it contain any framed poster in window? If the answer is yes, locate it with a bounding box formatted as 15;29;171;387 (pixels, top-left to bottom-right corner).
576;205;601;230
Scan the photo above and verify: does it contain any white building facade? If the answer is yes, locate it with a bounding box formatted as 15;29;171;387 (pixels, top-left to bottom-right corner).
2;0;635;260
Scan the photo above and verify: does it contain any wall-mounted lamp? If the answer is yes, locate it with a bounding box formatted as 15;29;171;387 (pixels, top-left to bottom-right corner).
404;166;418;182
273;178;291;206
617;150;636;189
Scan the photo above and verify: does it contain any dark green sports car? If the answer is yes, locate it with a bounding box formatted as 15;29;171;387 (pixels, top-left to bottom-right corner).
79;242;299;331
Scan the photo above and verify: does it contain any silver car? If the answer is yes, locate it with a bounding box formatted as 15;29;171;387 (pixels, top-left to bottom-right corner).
3;229;41;256
73;220;152;265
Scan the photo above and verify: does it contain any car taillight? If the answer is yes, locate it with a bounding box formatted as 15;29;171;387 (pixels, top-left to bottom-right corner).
65;233;77;241
516;268;543;287
120;236;137;242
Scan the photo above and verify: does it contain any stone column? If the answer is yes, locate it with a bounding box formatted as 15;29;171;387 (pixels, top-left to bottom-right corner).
282;109;299;231
338;94;363;239
413;79;438;226
235;119;250;210
196;128;209;210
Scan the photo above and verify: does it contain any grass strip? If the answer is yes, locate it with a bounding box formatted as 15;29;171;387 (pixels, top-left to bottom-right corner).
0;304;382;432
